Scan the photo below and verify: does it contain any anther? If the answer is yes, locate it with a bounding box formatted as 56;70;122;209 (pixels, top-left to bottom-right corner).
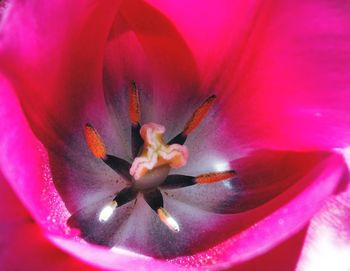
99;187;138;222
84;124;133;181
183;95;217;136
129;81;141;125
157;208;180;232
168;95;216;145
144;189;180;232
195;170;237;184
84;124;107;159
99;201;118;222
161;170;236;189
129;81;144;158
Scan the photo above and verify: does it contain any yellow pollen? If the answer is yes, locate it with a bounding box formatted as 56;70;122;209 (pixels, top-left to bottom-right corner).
129;123;188;180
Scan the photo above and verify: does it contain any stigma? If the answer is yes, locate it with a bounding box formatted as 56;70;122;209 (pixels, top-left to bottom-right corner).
130;123;188;181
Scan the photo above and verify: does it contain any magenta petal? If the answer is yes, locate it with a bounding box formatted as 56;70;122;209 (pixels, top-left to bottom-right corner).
0;172;98;271
0;76;69;230
169;153;347;268
0;74;183;270
145;1;350;149
0;0;122;146
2;72;347;269
231;226;308;271
1;1;350;270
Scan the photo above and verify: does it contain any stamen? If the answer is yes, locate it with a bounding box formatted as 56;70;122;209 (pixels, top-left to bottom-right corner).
183;95;216;136
103;155;133;182
84;124;132;181
99;187;138;223
168;95;216;145
129;81;141;125
99;201;118;222
79;86;237;241
195;170;237;184
113;187;138;206
161;175;196;189
157;208;180;232
129;81;143;158
84;124;106;159
161;170;236;189
143;189;180;232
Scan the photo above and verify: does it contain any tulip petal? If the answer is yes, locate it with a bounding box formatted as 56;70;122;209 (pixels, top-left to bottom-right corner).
0;172;99;271
67;195;133;247
103;0;201;150
52;149;347;260
231;226;308;271
167;150;330;214
0;0;122;148
1;70;348;268
1;1;350;270
0;74;183;271
168;152;347;268
145;0;350;149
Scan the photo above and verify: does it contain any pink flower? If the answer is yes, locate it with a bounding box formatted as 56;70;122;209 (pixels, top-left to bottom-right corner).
0;1;350;270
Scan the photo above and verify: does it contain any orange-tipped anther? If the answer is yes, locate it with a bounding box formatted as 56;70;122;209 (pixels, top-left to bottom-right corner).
129;81;141;125
84;124;107;159
195;170;236;184
157;207;180;232
183;95;216;135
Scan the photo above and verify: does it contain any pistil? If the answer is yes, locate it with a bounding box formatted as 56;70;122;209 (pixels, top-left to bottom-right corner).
129;123;188;181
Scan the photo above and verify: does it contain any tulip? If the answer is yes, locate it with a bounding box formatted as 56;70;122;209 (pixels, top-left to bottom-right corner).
0;1;350;270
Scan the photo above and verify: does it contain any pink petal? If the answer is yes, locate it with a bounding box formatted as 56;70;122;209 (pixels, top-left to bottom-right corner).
1;1;350;270
0;171;98;271
0;74;186;270
1;74;347;268
231;226;308;271
145;1;350;149
169;152;347;268
0;0;122;146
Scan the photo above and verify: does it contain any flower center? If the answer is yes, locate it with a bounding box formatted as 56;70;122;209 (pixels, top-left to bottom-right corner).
77;82;237;233
130;122;188;189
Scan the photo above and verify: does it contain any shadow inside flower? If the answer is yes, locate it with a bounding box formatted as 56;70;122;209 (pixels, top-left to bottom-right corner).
66;149;337;259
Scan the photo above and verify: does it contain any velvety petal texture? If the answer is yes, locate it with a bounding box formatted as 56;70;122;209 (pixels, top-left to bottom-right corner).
0;0;350;270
